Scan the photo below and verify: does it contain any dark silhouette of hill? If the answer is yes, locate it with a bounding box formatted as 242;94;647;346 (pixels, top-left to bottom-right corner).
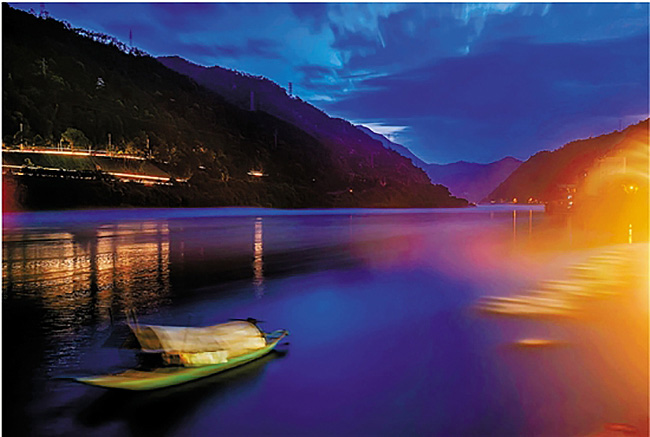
355;125;429;169
158;55;467;207
487;120;649;203
357;125;521;203
2;5;466;209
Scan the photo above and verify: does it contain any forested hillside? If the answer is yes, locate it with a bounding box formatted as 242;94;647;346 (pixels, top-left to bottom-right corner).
3;5;466;209
487;120;649;203
159;56;467;206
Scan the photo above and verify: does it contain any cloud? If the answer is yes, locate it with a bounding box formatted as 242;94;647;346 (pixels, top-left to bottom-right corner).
327;3;405;36
217;39;283;60
359;123;409;139
320;33;649;163
451;3;519;36
357;122;412;146
289;3;329;31
150;3;224;32
296;64;341;94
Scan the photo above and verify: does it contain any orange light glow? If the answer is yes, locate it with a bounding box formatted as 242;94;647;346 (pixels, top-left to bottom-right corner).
628;223;632;244
623;184;638;194
515;338;559;347
572;123;648;244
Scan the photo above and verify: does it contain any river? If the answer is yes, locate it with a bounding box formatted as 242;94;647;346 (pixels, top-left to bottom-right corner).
2;206;647;436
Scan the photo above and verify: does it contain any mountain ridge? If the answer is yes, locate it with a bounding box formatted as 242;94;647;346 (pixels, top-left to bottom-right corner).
2;5;467;209
355;125;430;169
487;119;649;203
158;54;467;207
356;125;522;203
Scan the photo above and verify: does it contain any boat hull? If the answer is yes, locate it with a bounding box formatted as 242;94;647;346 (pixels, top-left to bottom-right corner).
76;332;287;391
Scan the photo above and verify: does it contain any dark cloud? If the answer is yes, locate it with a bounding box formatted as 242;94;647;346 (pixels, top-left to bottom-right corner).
296;64;342;94
322;33;648;163
330;26;379;52
242;39;283;60
173;38;284;62
290;3;329;31
297;64;335;79
150;3;223;32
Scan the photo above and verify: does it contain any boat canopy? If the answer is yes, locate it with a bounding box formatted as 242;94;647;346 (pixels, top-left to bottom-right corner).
129;321;267;366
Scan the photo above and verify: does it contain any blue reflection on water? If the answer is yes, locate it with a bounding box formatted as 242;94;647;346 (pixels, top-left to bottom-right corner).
3;205;645;436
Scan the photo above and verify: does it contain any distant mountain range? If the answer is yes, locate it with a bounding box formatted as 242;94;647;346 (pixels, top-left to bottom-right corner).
2;5;467;209
357;125;522;203
424;157;523;203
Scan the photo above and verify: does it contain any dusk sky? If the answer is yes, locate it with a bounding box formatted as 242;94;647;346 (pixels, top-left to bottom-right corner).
13;2;649;164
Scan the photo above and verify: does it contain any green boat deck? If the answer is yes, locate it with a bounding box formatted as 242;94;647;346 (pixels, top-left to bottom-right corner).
76;330;288;391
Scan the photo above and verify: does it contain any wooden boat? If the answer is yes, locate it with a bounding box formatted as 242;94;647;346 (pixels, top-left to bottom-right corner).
75;320;288;391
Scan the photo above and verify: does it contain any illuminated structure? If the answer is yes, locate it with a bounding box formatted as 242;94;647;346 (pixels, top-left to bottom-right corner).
1;149;184;185
247;169;267;177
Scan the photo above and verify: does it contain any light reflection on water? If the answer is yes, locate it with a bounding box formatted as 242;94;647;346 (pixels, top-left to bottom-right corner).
4;221;171;316
253;217;264;298
2;205;647;436
3;221;171;372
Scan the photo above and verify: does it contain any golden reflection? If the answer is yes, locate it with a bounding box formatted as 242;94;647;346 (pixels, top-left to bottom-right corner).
628;223;633;244
253;217;264;298
476;244;646;318
2;221;171;331
514;338;561;348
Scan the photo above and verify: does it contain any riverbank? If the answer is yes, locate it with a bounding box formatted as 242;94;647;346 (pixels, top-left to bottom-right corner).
2;172;469;212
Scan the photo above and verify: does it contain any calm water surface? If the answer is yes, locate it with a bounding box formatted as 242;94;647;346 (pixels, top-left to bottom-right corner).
2;206;647;436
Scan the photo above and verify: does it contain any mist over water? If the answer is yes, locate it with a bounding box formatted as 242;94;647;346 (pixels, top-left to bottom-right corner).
3;206;647;436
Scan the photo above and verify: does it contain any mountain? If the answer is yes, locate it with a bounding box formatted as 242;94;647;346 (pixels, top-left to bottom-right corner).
424;157;522;203
158;56;467;208
487;119;649;203
486;119;648;242
356;125;521;203
356;125;429;169
2;5;466;209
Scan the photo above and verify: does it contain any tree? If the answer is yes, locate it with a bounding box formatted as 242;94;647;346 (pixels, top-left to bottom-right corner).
61;127;90;150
